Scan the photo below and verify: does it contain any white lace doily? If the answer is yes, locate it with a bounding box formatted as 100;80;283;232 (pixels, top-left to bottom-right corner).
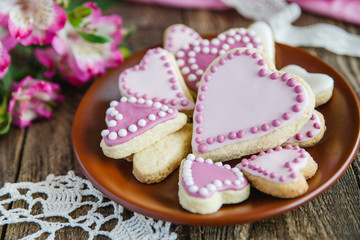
0;171;177;240
222;0;360;57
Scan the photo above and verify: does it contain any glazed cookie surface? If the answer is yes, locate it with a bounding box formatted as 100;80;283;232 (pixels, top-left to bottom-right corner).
163;24;202;54
284;110;326;147
280;65;334;107
100;96;187;159
118;47;195;114
236;145;318;198
133;123;192;184
176;22;274;93
192;48;315;162
178;154;250;214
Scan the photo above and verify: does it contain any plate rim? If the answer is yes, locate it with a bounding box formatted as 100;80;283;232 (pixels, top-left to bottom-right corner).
72;42;360;225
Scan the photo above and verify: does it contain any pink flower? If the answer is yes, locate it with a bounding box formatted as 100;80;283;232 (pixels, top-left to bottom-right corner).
0;0;66;46
8;76;63;128
0;25;18;51
0;41;10;78
35;2;123;86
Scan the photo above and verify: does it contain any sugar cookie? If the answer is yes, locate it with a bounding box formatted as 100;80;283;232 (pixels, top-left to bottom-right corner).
163;24;202;54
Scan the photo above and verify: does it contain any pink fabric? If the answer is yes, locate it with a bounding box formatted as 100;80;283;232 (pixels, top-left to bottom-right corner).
288;0;360;25
129;0;228;9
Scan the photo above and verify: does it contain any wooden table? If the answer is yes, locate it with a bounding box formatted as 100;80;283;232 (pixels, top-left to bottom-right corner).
1;2;360;239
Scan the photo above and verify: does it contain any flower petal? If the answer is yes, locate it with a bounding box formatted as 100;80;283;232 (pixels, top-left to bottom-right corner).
8;5;33;39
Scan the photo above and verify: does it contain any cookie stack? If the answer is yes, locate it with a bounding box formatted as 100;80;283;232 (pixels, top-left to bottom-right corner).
100;22;334;214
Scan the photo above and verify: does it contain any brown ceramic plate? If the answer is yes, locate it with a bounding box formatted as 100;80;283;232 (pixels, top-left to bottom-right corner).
72;42;360;225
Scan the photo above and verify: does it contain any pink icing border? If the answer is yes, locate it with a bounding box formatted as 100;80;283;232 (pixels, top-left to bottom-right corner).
286;111;322;143
192;48;309;154
164;25;202;54
181;154;248;198
101;96;178;146
119;47;194;111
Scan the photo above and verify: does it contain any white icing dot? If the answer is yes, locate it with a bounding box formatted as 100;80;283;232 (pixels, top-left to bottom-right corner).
181;67;190;74
234;35;241;41
219;50;226;55
185;178;194;186
161;105;169;111
228;29;236;36
177;59;185;66
211;38;220;45
196;81;201;88
218;34;226;40
236;171;244;178
158;111;166;117
231;168;240;173
183;160;192;168
257;45;264;51
176;51;185;58
145;99;153;106
106;107;115;115
148;114;156;121
110;101;118;107
101;129;109;137
254;37;261;43
246;43;253;48
227;38;235;44
128;124;137;132
120;97;128;102
188;58;196;64
118;129;127;137
189;185;199;193
248;30;256;36
202;39;210;45
196;157;204;162
238;28;246;34
199;188;209;196
108;120;117;127
167;109;173;114
191;64;199;70
187;154;196;161
137;98;145;104
182;44;190;50
194;46;201;52
202;47;210;54
211;47;218;54
224;180;231;186
214;180;222;188
188;51;196;57
153;102;162;108
242;36;250;43
234;180;241;186
110;110;119;117
183;171;191;178
196;69;204;76
222;44;230;50
128;97;136;103
205;159;213;164
115;114;123;120
138;119;146;127
215;162;223;166
108;132;117;140
207;184;216;192
224;164;231;170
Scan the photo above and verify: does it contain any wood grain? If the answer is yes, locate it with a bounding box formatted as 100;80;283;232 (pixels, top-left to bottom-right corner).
1;2;359;239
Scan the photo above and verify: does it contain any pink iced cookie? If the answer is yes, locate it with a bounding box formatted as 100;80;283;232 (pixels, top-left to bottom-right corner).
100;96;187;159
118;47;195;114
236;145;317;198
178;154;250;214
284;110;326;147
192;48;315;162
176;22;274;93
163;24;202;54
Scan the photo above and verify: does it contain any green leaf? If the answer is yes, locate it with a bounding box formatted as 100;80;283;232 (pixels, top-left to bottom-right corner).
67;6;93;28
123;26;136;39
0;113;12;135
77;31;113;43
119;45;132;59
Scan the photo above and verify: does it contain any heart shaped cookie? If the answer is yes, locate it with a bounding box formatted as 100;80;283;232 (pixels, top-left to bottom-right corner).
192;48;315;162
280;65;334;107
284;110;326;147
178;154;250;214
163;24;202;54
176;22;274;93
100;96;187;159
118;47;195;114
236;145;318;198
